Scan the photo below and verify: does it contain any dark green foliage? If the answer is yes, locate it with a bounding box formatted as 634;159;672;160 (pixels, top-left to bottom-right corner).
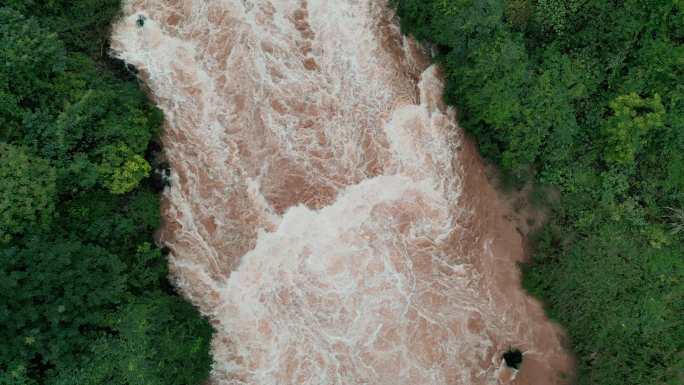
0;9;65;105
525;223;684;384
0;241;127;370
3;0;123;55
0;3;212;384
47;296;213;385
0;144;57;241
393;0;684;384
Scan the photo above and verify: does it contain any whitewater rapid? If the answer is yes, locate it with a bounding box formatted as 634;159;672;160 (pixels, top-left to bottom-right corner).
111;1;572;384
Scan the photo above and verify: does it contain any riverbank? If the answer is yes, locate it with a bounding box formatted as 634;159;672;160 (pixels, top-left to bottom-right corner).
454;132;574;384
391;1;684;384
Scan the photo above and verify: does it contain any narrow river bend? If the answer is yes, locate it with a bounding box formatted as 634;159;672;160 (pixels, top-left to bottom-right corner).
111;1;572;384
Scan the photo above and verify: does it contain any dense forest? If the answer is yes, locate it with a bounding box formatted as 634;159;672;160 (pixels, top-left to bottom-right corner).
392;0;683;384
0;1;213;384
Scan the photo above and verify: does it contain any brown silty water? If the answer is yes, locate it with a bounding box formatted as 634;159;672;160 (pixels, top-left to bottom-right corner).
111;1;573;384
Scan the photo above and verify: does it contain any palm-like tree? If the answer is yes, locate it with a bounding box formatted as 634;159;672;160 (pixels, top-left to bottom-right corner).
666;207;684;235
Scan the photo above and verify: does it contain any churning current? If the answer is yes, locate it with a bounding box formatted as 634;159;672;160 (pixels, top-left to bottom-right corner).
111;1;573;384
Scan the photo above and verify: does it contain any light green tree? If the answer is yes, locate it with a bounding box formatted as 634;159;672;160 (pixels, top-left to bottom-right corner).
98;143;152;194
603;93;665;168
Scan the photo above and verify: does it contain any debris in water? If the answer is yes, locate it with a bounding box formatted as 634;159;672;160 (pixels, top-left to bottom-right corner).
503;348;524;370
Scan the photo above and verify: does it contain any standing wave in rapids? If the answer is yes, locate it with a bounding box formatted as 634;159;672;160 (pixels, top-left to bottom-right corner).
111;1;573;384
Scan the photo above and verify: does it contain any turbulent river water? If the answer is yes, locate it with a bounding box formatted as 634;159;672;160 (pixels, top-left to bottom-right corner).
111;1;573;384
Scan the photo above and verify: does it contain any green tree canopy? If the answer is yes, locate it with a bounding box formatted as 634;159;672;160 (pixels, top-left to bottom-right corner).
603;93;665;169
0;8;65;103
0;4;213;384
0;144;56;242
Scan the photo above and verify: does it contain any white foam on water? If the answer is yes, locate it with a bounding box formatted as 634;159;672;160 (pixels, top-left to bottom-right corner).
111;1;572;384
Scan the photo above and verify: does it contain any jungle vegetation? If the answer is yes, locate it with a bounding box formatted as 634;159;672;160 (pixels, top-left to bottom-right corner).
0;1;213;384
392;1;683;384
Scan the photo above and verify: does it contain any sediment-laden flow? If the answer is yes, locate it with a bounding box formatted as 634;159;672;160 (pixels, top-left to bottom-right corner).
111;1;572;384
